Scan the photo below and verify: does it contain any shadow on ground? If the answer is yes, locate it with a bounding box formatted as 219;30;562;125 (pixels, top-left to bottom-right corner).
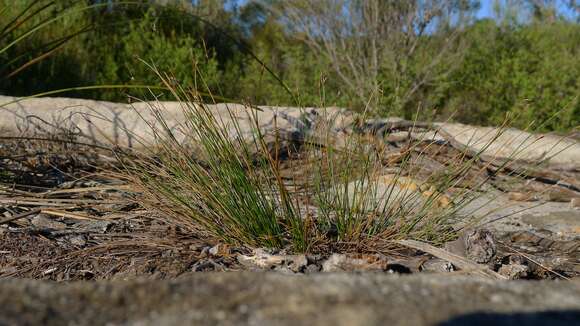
439;311;580;326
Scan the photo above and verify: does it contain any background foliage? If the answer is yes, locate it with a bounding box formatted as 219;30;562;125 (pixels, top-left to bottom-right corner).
1;0;578;131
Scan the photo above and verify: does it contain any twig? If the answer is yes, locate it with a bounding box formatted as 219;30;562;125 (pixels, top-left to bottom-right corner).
0;197;125;205
396;239;507;280
44;185;131;196
502;243;571;280
40;209;95;221
0;199;75;207
0;208;41;225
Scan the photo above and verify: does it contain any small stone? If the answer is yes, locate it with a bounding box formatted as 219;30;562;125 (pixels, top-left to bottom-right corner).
283;255;308;273
464;229;496;264
498;264;529;280
305;264;321;274
237;249;307;273
420;258;455;273
188;244;202;251
31;214;66;230
73;220;111;234
208;244;229;256
67;235;87;247
321;254;387;272
209;245;220;256
444;228;496;264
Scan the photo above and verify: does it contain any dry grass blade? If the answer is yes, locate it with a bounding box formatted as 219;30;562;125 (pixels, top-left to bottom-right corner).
44;185;132;197
39;209;96;221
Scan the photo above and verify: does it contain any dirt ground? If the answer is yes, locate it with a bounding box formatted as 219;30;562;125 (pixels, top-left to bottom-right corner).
1;136;579;281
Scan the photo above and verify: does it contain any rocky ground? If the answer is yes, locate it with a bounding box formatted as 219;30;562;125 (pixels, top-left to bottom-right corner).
0;95;579;324
2;273;580;326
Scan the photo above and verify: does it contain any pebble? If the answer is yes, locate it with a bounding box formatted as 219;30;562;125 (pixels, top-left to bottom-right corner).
498;264;529;280
237;249;307;273
67;235;87;247
321;253;387;272
420;259;455;273
208;244;230;256
31;214;66;230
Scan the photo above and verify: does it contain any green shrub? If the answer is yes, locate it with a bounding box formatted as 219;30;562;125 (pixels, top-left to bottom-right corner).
1;1;221;101
1;1;578;131
441;20;580;131
91;7;221;101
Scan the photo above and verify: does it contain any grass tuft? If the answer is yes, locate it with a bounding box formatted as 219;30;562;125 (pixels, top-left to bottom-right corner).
120;70;566;253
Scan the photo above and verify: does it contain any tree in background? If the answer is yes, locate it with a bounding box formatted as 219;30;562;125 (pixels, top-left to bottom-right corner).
89;4;221;101
267;0;479;116
1;0;578;131
441;0;580;130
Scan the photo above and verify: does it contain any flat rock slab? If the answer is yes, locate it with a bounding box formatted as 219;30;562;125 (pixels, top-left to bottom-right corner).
1;273;580;325
435;123;580;168
2;95;578;169
458;192;579;233
0;95;348;149
521;211;580;239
